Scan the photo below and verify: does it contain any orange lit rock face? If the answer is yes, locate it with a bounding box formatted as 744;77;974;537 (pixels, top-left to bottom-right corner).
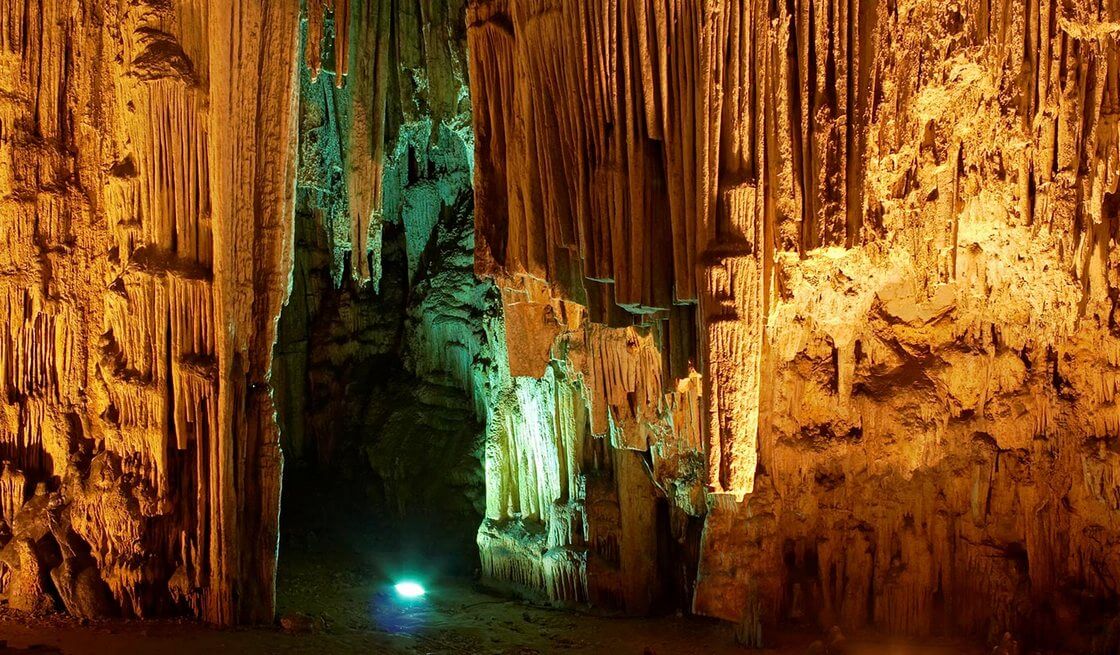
468;0;1120;645
0;1;299;624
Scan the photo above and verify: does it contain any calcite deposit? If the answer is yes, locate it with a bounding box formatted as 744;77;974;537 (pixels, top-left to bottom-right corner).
0;0;299;624
467;0;1120;648
1;0;1118;651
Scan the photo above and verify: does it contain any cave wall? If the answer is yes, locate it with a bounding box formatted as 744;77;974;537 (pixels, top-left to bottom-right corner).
467;0;1120;646
0;0;299;624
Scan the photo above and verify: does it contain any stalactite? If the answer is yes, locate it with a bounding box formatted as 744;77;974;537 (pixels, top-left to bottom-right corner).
468;0;1120;646
302;0;394;288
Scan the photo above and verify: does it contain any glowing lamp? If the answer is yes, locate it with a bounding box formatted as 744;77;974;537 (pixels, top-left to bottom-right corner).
393;581;426;599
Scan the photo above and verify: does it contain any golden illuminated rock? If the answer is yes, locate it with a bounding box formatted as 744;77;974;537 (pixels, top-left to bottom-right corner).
467;0;1120;646
0;0;299;624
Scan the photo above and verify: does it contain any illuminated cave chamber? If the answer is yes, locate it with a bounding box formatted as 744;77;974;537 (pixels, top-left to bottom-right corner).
273;0;489;583
2;0;1120;652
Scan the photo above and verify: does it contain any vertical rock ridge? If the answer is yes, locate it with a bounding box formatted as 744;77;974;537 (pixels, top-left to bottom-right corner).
467;0;1120;647
0;0;300;625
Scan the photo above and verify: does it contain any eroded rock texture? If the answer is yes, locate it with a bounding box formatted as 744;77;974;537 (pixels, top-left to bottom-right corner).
0;1;299;624
467;0;1120;647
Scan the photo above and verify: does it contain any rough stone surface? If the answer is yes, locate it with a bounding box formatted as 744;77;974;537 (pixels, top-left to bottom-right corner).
0;0;301;624
466;0;1120;649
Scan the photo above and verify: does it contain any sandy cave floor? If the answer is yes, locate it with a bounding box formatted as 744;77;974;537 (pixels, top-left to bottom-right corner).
0;476;1010;655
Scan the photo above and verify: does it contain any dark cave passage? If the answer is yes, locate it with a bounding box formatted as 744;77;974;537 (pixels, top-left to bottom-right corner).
270;32;490;624
273;196;487;627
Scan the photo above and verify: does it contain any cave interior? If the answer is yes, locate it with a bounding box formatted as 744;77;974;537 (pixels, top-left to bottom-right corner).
0;0;1119;654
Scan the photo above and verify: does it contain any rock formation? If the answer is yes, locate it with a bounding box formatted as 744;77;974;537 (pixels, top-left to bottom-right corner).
467;0;1120;648
3;0;1120;651
0;0;300;624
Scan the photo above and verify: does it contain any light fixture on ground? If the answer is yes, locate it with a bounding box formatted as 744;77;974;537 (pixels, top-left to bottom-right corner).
393;581;426;599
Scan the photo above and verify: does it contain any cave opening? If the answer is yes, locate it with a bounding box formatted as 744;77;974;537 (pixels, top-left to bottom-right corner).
271;50;488;624
273;215;486;630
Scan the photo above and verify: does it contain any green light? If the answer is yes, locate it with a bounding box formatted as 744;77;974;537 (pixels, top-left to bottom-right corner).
394;581;426;598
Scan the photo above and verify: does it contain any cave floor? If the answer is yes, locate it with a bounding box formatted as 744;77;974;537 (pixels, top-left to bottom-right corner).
0;596;991;655
0;544;1008;655
0;473;1006;654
